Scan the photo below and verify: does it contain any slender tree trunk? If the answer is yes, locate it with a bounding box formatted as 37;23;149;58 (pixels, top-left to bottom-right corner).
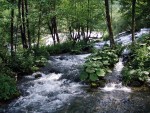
37;9;42;48
53;16;60;43
131;0;136;42
47;21;56;45
86;0;90;41
69;26;73;40
25;0;31;49
18;0;24;48
21;0;28;48
15;21;19;53
50;18;56;45
11;0;14;57
81;26;85;40
111;0;113;22
18;0;28;48
104;0;115;48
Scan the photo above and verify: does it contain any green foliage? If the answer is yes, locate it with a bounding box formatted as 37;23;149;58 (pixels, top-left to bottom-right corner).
35;57;47;67
117;0;150;33
33;46;50;59
46;41;94;55
9;50;48;74
46;41;73;55
0;74;19;101
80;46;119;86
114;43;126;56
122;34;150;85
9;51;34;74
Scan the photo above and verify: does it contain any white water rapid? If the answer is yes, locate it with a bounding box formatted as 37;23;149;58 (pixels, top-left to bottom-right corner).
101;58;131;92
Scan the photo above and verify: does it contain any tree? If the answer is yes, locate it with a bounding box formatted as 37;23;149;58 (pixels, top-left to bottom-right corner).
118;0;150;33
131;0;136;42
25;0;31;49
18;0;28;48
10;0;15;56
104;0;115;48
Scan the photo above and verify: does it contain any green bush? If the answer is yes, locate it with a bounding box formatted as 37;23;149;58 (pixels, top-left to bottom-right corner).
0;74;19;101
9;51;34;74
33;46;50;59
46;41;73;55
46;41;94;55
9;50;47;74
80;46;119;87
35;56;47;67
122;34;150;85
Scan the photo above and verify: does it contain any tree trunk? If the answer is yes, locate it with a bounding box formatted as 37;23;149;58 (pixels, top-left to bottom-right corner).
81;26;85;40
25;0;31;49
69;26;73;40
21;0;28;48
11;0;14;57
86;0;90;42
47;21;56;45
18;0;24;48
110;0;113;22
53;16;60;43
104;0;115;48
131;0;136;42
18;0;28;48
37;8;42;48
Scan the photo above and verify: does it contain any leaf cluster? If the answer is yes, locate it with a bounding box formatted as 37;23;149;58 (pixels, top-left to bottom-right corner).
80;46;119;87
122;34;150;85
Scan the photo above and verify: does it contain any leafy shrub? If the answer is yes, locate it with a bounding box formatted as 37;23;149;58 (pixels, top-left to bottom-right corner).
9;51;35;74
80;46;119;87
33;46;49;59
46;41;73;55
0;74;19;101
35;57;47;67
122;34;150;85
46;41;94;55
122;67;149;84
9;50;47;74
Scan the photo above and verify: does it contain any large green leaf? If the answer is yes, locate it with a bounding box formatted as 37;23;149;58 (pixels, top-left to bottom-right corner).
92;57;102;61
84;62;93;68
80;72;88;80
90;74;98;81
142;71;149;75
86;67;95;73
129;70;136;75
103;60;109;65
96;69;105;77
91;62;100;68
106;69;112;73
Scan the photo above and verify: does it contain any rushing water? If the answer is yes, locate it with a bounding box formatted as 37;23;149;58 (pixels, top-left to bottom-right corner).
94;28;150;49
1;28;150;113
101;58;131;92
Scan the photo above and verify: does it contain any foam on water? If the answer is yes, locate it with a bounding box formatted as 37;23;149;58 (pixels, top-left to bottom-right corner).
101;83;131;92
8;73;84;112
94;28;150;49
114;58;124;72
102;58;131;92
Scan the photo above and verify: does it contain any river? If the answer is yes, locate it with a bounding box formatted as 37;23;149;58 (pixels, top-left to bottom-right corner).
1;28;150;113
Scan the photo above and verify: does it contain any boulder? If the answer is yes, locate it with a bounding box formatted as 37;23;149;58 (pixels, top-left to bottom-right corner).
128;80;144;87
34;74;42;78
32;72;44;78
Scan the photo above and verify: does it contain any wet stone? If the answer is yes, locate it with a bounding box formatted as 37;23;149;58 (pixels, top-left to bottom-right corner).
128;81;144;87
34;74;42;78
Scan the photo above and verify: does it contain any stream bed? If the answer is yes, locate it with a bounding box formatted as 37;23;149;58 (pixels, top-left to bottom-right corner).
1;54;150;113
1;28;150;113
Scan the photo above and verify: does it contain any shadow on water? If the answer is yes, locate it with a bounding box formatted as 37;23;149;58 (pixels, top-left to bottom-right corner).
1;28;150;113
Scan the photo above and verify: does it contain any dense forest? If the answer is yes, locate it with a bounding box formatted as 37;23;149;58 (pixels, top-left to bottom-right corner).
0;0;150;112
